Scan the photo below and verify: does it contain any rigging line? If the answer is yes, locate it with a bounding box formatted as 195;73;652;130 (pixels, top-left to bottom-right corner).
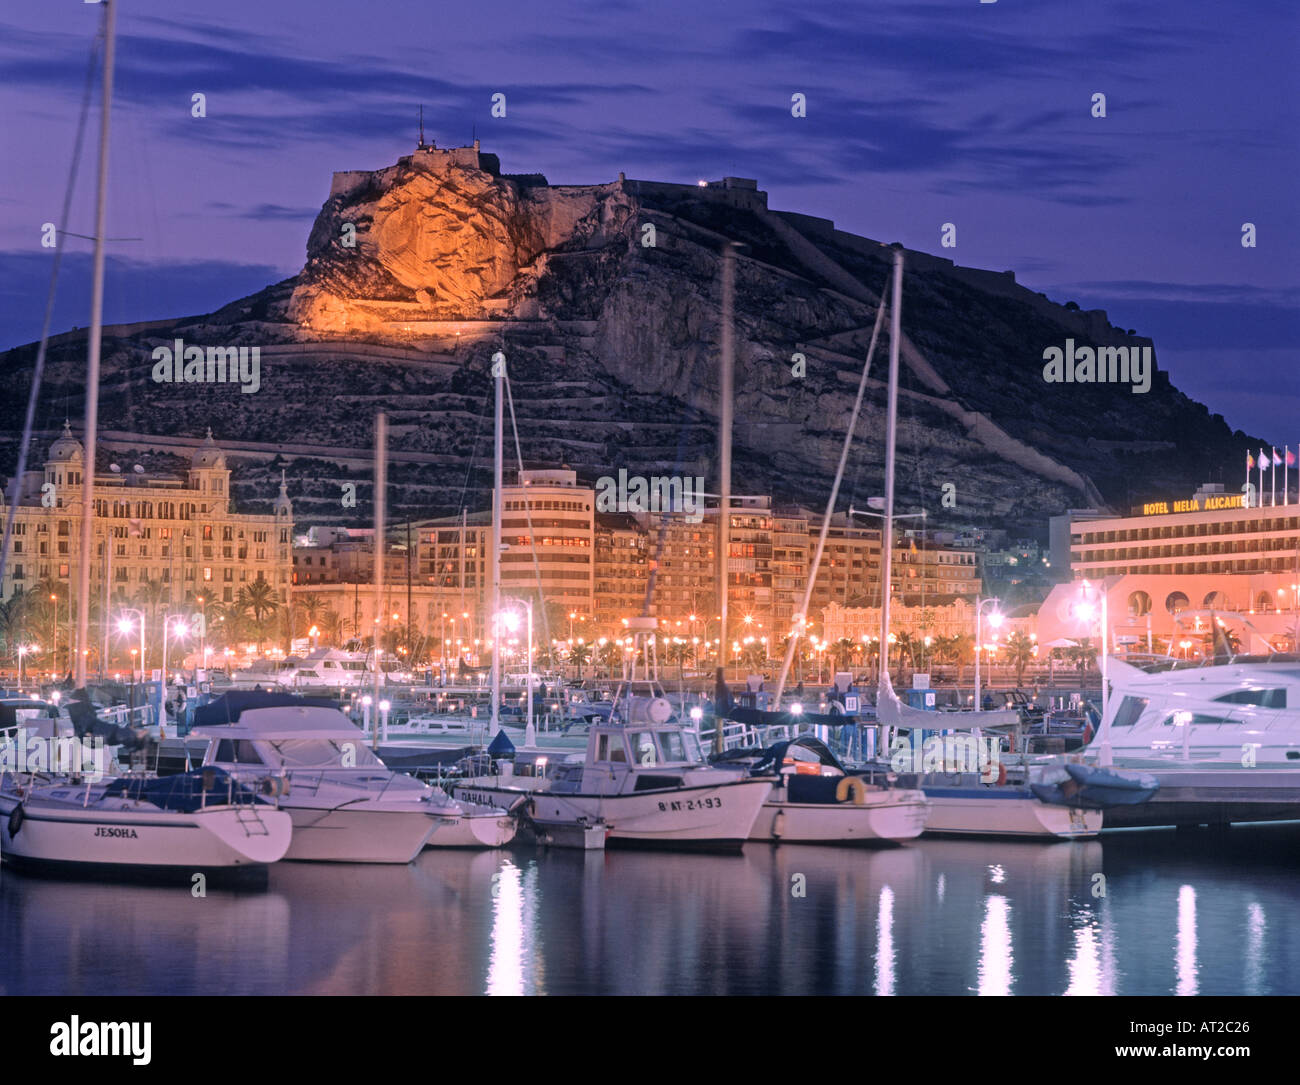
774;264;893;704
0;26;103;588
502;366;552;647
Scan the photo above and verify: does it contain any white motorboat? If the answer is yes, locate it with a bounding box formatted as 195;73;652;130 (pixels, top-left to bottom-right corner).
715;735;930;844
192;691;516;861
239;649;376;690
0;766;292;883
451;621;772;850
1091;643;1300;769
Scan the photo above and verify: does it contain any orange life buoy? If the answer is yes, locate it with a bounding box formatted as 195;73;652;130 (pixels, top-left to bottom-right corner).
835;776;868;805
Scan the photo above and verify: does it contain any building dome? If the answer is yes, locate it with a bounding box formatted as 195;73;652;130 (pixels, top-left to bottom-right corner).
47;421;84;464
191;428;226;469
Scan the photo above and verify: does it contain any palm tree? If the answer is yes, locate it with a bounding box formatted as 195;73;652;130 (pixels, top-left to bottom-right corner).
1067;638;1098;687
568;642;592;681
294;592;327;639
235;578;281;654
740;641;766;672
832;637;856;673
318;609;343;646
598;640;623;678
950;633;975;687
1004;631;1035;687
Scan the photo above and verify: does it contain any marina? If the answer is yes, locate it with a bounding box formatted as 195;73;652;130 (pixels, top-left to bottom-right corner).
1;0;1296;1032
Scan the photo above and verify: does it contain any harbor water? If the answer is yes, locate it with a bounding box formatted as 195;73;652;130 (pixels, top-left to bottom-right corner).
2;821;1296;996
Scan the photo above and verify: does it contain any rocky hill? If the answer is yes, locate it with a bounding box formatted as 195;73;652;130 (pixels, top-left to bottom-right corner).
0;140;1261;536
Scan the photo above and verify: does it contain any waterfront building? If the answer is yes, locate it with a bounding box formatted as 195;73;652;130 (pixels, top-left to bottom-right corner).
0;427;291;668
1038;482;1300;648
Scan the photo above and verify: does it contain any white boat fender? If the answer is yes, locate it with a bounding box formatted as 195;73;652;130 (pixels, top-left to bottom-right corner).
8;802;25;838
260;775;291;797
773;808;785;839
835;776;867;806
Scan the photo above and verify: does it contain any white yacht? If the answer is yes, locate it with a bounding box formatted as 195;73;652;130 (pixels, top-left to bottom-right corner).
238;649;376;690
192;692;516;861
1092;650;1300;768
0;766;292;883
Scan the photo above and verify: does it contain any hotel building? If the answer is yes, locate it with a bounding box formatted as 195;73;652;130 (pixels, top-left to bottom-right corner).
1039;483;1300;647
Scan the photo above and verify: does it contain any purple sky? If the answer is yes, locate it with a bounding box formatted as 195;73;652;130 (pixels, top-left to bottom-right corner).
2;0;1297;442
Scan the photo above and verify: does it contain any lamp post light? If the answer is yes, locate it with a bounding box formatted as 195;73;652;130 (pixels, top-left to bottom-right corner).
162;616;190;688
1072;579;1111;766
17;643;37;689
117;609;147;685
499;598;534;744
973;597;1002;708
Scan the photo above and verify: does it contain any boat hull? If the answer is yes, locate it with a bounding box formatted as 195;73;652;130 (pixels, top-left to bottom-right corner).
454;778;770;852
424;810;518;849
750;788;930;844
0;792;292;879
919;788;1102;838
279;803;438;863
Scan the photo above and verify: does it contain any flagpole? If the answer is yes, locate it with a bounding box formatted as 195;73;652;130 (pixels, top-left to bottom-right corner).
1272;448;1277;508
1259;450;1264;508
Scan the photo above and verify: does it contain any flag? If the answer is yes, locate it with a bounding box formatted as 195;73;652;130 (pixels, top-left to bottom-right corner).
1247;451;1255;470
1259;449;1272;470
1287;449;1297;467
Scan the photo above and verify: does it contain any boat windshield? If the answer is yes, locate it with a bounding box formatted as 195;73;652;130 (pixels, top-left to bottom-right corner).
264;738;383;768
629;729;700;765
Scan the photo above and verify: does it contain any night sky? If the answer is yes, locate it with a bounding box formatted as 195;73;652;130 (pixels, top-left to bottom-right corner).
2;0;1296;442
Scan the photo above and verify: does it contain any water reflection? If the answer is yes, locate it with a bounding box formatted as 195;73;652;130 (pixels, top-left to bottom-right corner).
874;886;894;996
976;895;1013;996
1176;885;1197;996
1;822;1297;995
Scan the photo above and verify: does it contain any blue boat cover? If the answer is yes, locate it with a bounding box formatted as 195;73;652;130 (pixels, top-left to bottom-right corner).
191;690;340;728
487;729;517;756
102;767;267;813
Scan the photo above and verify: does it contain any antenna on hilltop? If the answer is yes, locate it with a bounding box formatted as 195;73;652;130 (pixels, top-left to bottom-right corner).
418;105;426;150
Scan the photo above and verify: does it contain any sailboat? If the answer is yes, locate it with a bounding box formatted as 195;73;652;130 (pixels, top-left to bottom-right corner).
0;5;297;881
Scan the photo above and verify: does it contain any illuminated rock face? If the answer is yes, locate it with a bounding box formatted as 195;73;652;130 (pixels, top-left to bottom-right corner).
287;149;637;331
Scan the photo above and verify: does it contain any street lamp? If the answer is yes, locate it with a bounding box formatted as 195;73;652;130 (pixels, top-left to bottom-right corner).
973;596;1002;708
162;616;190;687
1072;579;1111;766
117;609;147;685
17;643;38;689
498;598;534;744
49;593;58;674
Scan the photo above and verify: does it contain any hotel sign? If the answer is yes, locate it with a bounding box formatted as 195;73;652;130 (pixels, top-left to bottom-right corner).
1140;494;1246;516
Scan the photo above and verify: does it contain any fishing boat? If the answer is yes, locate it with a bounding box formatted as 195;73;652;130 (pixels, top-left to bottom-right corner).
192;691;516;860
714;735;931;844
451;621;773;851
0;766;292;884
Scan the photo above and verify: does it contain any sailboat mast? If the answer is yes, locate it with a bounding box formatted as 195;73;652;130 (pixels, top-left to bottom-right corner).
491;359;503;735
371;411;386;745
74;0;117;688
878;247;904;674
714;242;735;752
